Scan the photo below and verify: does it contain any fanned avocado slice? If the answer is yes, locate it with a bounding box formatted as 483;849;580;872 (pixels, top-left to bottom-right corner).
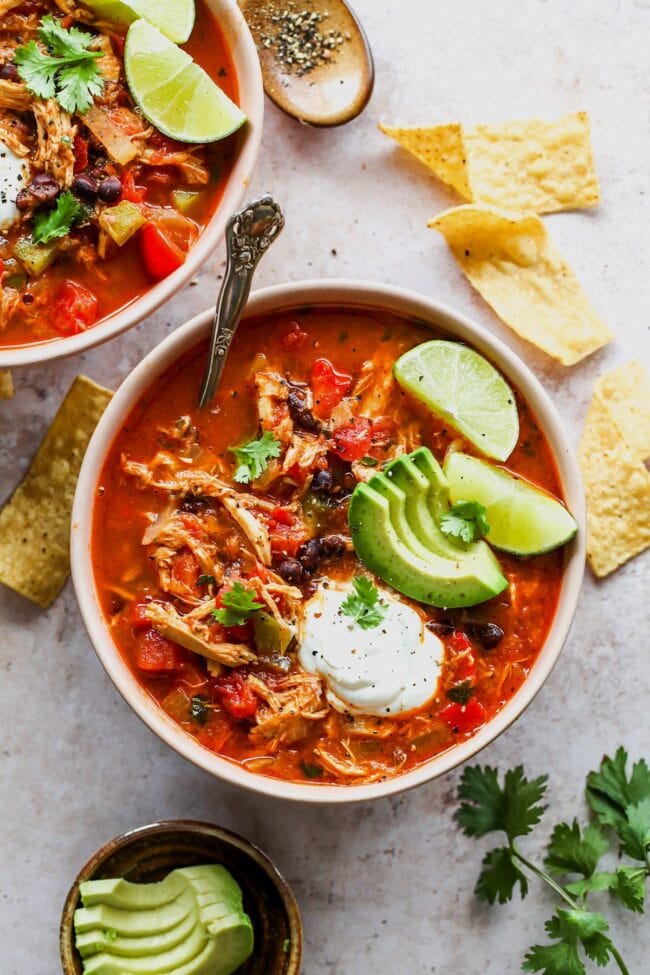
367;473;437;563
80;874;187;910
348;483;507;608
383;452;463;560
82;918;208;975
74;888;196;936
76;910;196;959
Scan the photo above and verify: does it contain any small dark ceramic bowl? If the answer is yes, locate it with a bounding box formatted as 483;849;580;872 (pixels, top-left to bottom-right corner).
59;820;302;975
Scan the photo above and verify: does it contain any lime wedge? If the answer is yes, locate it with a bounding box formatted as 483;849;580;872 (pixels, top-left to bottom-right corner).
394;340;519;461
82;0;195;43
445;452;577;555
124;20;246;143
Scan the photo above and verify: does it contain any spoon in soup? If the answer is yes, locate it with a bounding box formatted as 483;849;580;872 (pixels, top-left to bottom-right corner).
238;0;374;127
198;196;285;408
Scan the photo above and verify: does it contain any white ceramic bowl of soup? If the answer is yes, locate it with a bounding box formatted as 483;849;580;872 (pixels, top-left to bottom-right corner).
71;280;586;803
0;0;263;369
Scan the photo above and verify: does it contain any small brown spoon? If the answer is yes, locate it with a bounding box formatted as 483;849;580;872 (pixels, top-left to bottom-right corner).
239;0;374;127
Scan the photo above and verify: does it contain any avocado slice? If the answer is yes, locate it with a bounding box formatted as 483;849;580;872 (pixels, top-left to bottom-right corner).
74;888;195;937
383;452;462;560
367;473;437;563
80;873;186;910
82;918;208;974
348;483;508;608
76;910;196;959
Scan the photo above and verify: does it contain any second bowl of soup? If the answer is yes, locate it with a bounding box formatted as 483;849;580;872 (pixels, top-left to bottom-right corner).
72;280;585;802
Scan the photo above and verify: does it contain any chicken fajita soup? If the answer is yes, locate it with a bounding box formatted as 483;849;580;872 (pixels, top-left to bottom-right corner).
0;0;242;347
92;307;577;786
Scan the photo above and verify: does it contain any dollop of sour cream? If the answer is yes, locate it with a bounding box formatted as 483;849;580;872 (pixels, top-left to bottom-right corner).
298;582;443;716
0;139;29;233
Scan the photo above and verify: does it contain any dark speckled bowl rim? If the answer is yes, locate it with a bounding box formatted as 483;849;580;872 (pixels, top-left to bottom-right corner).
59;820;302;975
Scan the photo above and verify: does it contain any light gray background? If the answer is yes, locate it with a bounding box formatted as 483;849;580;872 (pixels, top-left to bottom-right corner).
1;1;649;971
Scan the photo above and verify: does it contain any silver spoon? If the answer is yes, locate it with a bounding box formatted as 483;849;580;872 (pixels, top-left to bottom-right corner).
198;196;285;408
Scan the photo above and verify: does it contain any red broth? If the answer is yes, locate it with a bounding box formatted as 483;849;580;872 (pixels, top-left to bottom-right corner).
92;308;564;786
0;0;240;347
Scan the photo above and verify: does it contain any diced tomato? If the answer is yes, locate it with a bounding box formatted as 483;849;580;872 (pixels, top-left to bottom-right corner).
131;601;152;630
73;135;89;173
146;168;174;188
178;513;203;536
311;358;352;420
451;651;477;682
269;520;308;558
135;627;186;674
440;698;486;733
270;506;295;527
52;280;98;336
212;672;258;720
448;629;472;653
331;417;373;462
60;14;74;27
120;169;147;204
247;561;270;584
280;321;308;349
170;551;200;591
140;213;197;281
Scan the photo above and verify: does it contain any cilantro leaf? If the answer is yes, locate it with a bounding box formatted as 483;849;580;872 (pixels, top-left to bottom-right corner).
15;15;104;115
229;431;282;484
440;500;490;544
475;846;528;904
32;190;85;244
190;695;209;726
211;582;262;627
612;865;647;914
455;765;547;842
617;798;650;861
565;872;617;899
300;761;323;779
197;574;215;586
523;940;585;975
586;747;650;830
544;820;609;878
340;576;387;630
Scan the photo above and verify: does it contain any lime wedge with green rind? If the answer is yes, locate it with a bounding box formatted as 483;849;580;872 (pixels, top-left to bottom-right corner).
445;451;577;555
82;0;195;43
124;20;246;143
394;340;519;462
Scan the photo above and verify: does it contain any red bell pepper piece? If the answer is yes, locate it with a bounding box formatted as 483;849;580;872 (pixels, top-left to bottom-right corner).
440;698;486;734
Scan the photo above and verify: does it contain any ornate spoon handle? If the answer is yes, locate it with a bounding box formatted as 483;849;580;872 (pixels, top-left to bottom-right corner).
198;195;285;407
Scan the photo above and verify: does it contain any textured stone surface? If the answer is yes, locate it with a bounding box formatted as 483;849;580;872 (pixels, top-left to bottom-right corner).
1;1;649;972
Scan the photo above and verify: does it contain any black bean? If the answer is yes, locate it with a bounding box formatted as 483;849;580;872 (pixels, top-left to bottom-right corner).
297;538;323;573
341;472;357;492
287;390;320;433
15;189;32;211
29;173;60;204
467;621;505;650
426;620;454;637
0;63;19;82
180;494;210;514
320;534;345;557
72;174;98;200
311;469;334;495
97;176;122;203
277;558;303;585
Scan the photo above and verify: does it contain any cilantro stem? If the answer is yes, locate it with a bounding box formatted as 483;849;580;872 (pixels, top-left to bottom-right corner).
510;842;579;910
608;946;631;975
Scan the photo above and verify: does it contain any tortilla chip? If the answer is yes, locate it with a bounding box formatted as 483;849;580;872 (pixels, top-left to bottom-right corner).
579;363;650;577
379;112;600;214
430;204;613;366
0;375;112;608
0;370;14;399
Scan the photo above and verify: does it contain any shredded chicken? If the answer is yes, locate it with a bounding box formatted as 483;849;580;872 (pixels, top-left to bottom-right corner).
147;512;224;603
32;100;76;187
140;146;210;185
351;349;398;419
281;432;328;474
0;288;21;327
0;0;23;14
248;673;327;746
0;111;30;156
144;601;257;667
92;35;122;83
83;104;151;166
314;742;405;783
221;496;271;566
255;371;293;446
122;460;231;498
0;80;33;112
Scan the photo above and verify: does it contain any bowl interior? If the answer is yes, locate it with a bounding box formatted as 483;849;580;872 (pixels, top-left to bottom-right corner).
59;821;302;975
0;0;263;369
71;279;586;803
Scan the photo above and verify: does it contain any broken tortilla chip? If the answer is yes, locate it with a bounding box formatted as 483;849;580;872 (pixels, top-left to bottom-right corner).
430;204;613;366
379;112;600;214
0;375;112;608
0;370;14;399
579;362;650;577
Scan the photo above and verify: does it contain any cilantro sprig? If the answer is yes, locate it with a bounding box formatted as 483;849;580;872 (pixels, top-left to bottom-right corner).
211;582;262;627
455;749;650;975
32;190;85;244
440;500;490;544
15;15;104;114
340;576;387;630
229;431;282;484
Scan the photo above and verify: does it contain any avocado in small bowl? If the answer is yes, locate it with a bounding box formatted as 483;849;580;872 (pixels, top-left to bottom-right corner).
59;820;301;975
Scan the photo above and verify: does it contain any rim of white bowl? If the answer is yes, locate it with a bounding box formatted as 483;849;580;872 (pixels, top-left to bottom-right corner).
71;280;586;804
0;0;264;369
